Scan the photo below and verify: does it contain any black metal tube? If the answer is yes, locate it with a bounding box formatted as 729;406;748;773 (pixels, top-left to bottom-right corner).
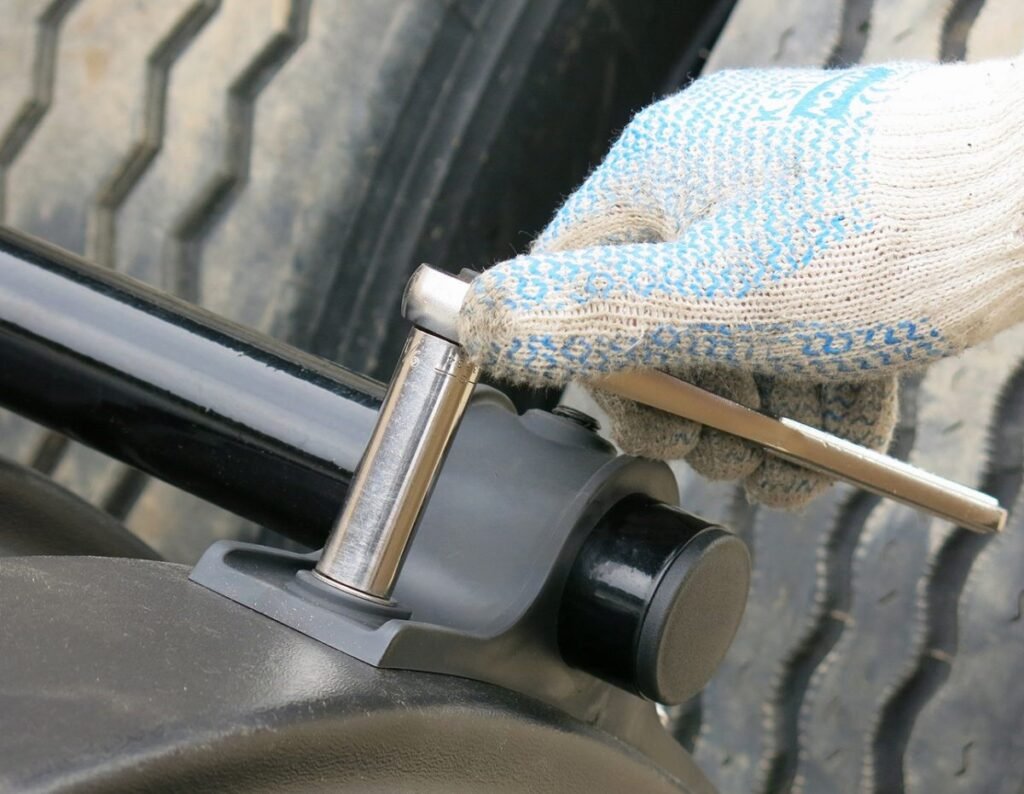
0;227;383;546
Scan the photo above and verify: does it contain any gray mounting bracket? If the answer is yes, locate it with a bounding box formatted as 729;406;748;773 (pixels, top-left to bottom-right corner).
191;395;699;777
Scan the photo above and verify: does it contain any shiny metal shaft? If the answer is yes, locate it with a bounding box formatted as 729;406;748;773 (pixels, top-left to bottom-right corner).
597;370;1005;534
315;327;479;600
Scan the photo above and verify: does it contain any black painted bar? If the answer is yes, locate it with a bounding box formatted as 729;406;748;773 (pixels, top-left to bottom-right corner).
0;227;383;546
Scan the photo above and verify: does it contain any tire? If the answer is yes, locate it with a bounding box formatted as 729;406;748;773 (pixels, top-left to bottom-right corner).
0;0;725;561
652;2;1024;792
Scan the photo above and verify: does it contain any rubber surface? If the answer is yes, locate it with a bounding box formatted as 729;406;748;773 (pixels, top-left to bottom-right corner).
0;455;158;558
657;2;1024;792
0;556;712;793
0;0;719;562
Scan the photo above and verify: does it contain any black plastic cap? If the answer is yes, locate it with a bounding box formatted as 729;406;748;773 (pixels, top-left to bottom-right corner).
635;528;750;704
558;496;751;705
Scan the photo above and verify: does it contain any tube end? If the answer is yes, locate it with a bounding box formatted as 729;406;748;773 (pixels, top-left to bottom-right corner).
402;264;470;342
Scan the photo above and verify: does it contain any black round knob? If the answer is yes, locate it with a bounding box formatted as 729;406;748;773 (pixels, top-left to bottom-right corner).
558;496;750;705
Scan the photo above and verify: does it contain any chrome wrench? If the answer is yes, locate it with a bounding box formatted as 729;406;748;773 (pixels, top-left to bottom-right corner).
406;265;1006;536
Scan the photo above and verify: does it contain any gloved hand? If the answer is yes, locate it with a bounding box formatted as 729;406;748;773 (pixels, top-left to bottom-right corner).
458;58;1024;508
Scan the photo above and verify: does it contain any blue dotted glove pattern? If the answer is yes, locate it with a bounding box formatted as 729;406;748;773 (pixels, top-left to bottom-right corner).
464;64;953;386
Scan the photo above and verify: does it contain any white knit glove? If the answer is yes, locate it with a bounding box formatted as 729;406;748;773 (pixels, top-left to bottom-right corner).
459;58;1024;508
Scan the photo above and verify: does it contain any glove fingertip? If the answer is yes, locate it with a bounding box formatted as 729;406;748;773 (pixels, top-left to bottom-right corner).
685;430;763;481
744;455;832;511
458;266;557;387
593;390;701;460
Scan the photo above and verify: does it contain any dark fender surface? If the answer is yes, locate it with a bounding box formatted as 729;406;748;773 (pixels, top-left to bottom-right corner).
0;556;711;793
0;456;158;559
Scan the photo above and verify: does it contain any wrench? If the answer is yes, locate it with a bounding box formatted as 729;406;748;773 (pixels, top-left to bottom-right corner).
405;265;1006;536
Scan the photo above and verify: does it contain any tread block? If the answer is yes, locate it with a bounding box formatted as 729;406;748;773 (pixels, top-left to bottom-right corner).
967;0;1024;59
861;0;955;62
794;325;1024;792
117;0;312;304
0;0;54;138
703;0;843;71
693;486;850;794
903;489;1024;793
692;374;923;794
6;0;199;254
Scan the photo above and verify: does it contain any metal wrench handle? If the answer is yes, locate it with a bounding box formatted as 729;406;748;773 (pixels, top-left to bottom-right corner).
408;265;1007;535
597;370;1004;534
